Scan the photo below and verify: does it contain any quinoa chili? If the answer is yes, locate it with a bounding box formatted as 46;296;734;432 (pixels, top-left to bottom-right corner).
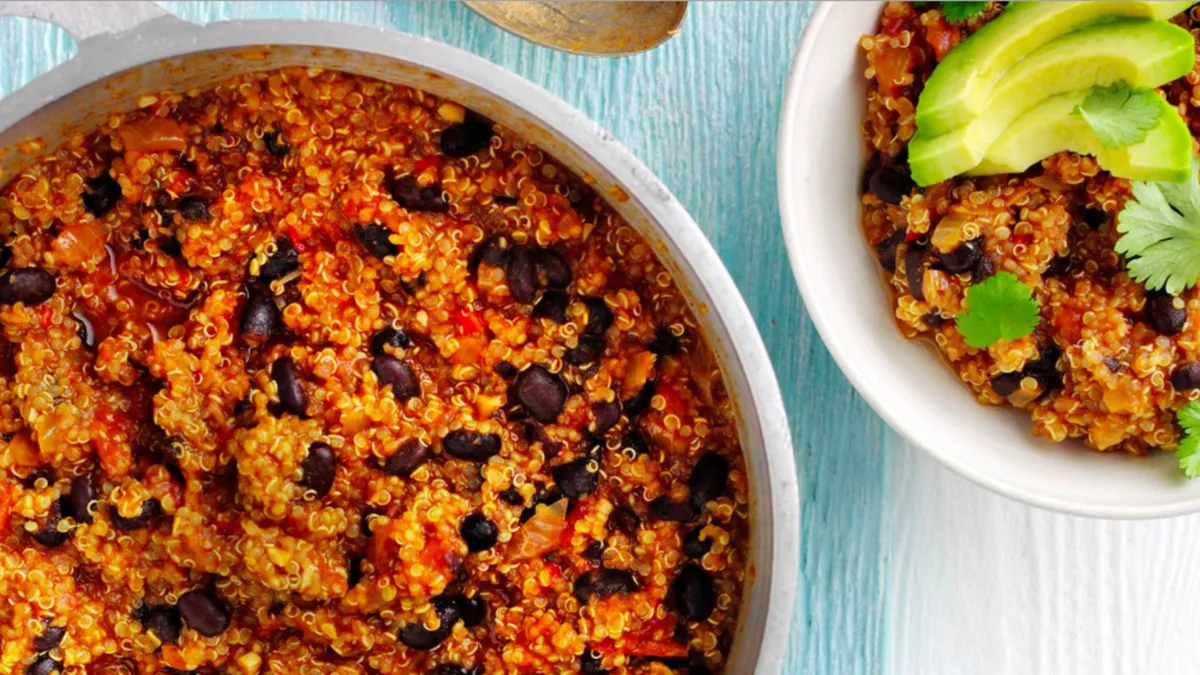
0;68;749;674
859;2;1200;455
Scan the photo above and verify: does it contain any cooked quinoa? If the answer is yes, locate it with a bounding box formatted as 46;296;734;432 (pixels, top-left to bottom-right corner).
860;2;1200;455
0;67;748;674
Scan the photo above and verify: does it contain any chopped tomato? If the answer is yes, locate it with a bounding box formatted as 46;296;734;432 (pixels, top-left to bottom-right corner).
91;407;134;477
414;156;440;173
509;499;567;562
286;225;309;253
38;305;53;329
558;499;593;549
117;117;188;153
1011;232;1034;246
873;41;916;98
656;383;687;417
923;15;962;61
0;483;11;538
453;307;485;335
1053;307;1084;345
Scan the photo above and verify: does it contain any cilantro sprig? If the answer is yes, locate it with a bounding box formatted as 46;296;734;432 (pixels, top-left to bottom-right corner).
940;2;989;23
955;271;1041;348
1071;84;1164;150
1176;401;1200;478
1115;158;1200;295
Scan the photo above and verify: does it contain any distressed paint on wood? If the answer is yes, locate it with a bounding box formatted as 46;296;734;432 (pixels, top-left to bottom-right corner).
20;3;1200;675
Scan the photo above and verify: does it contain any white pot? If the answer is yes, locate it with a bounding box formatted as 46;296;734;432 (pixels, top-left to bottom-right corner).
779;1;1200;519
0;1;800;670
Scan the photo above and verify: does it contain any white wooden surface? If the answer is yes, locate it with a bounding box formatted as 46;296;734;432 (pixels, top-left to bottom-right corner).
2;3;1200;674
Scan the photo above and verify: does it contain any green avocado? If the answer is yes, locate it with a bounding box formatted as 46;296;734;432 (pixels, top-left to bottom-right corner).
966;89;1191;183
917;1;1193;137
908;19;1195;187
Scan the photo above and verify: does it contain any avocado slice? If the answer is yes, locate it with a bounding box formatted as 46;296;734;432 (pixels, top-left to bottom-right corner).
966;90;1191;183
908;19;1194;186
917;1;1193;137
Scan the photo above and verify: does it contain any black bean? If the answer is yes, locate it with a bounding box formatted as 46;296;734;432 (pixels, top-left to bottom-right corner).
1024;346;1063;394
573;568;638;603
111;498;162;531
683;527;712;559
583;540;605;564
582;297;613;336
938;237;983;275
672;563;716;622
370;326;411;355
990;372;1024;398
177;589;231;637
686;651;713;675
33;624;66;652
581;650;609;675
688;452;729;509
69;474;97;524
460;512;499;552
565;337;606;365
1083;208;1107;229
0;242;10;269
622;380;657;418
494;361;518;379
25;654;60;675
538;249;573;288
271;357;308;416
178;195;211;223
457;595;486;628
647;327;681;357
262;130;289;157
21;467;54;489
972;254;995;283
239;284;282;345
82;173;122;217
922;312;946;330
590;401;621;436
348;555;365;588
299;442;337;498
649;496;696;523
506;245;539;304
500;487;525;505
435;666;472;675
904;247;926;301
606;506;641;535
1173;363;1200;391
155;235;182;258
372;355;421;401
1146;291;1187;336
0;269;56;306
441;117;494;158
1044;254;1072;278
861;152;882;193
867;166;914;205
398;594;460;650
875;229;905;273
31;497;71;548
142;605;182;644
356;223;398;259
258;237;299;281
383;439;431;478
552;457;598;499
533;290;570;324
443;430;502;462
623;429;651;456
514;365;567;423
470;235;509;272
391;175;448;213
72;311;96;350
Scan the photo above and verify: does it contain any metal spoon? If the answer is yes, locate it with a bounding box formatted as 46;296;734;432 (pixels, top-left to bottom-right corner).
463;1;688;57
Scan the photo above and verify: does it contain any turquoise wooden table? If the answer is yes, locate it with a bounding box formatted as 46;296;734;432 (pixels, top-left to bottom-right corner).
20;4;1199;675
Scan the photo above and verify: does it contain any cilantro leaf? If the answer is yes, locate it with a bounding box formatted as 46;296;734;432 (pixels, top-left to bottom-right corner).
955;271;1040;348
940;2;988;23
1071;84;1164;150
1177;401;1200;478
1115;158;1200;295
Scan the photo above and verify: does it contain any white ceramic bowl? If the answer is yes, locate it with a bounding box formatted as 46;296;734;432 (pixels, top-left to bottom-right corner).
778;1;1200;519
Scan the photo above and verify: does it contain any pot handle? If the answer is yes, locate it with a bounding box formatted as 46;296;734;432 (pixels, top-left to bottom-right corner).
0;1;180;42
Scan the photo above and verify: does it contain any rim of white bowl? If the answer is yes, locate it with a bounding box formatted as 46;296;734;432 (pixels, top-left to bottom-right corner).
777;1;1200;519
